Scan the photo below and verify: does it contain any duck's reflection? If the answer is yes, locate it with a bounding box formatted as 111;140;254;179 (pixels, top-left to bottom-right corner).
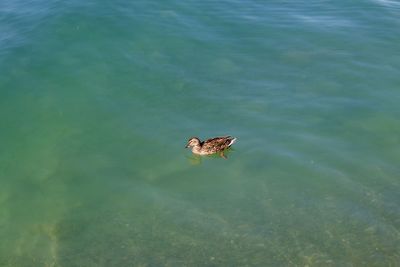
186;147;235;164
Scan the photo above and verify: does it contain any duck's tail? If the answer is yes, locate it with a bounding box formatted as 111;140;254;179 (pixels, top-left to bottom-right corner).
228;137;237;146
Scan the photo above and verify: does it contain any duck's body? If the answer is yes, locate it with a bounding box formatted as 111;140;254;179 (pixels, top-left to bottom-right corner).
185;136;237;158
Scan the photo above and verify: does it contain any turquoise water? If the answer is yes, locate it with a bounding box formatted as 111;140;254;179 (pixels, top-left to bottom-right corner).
1;0;400;266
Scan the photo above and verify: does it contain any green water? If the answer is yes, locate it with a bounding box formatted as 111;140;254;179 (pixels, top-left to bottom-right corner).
1;0;399;266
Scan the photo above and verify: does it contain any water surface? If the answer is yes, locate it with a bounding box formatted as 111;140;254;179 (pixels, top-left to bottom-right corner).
1;0;399;266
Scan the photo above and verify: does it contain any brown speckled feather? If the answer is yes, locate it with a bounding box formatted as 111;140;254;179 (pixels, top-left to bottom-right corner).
201;136;235;154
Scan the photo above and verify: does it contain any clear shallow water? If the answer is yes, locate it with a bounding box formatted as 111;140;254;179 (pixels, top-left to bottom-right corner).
1;0;400;266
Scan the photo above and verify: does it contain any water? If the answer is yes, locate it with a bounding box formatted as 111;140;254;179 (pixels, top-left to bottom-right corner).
1;0;400;266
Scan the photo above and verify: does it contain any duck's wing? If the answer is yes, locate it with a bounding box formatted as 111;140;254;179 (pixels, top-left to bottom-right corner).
202;136;235;152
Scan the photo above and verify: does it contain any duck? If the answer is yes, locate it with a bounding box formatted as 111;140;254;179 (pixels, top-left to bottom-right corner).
185;136;237;158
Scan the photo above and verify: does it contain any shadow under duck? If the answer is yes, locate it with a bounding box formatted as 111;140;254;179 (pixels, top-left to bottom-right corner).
185;136;237;158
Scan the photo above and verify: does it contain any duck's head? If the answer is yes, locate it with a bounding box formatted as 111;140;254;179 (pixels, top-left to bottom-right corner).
185;137;201;148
